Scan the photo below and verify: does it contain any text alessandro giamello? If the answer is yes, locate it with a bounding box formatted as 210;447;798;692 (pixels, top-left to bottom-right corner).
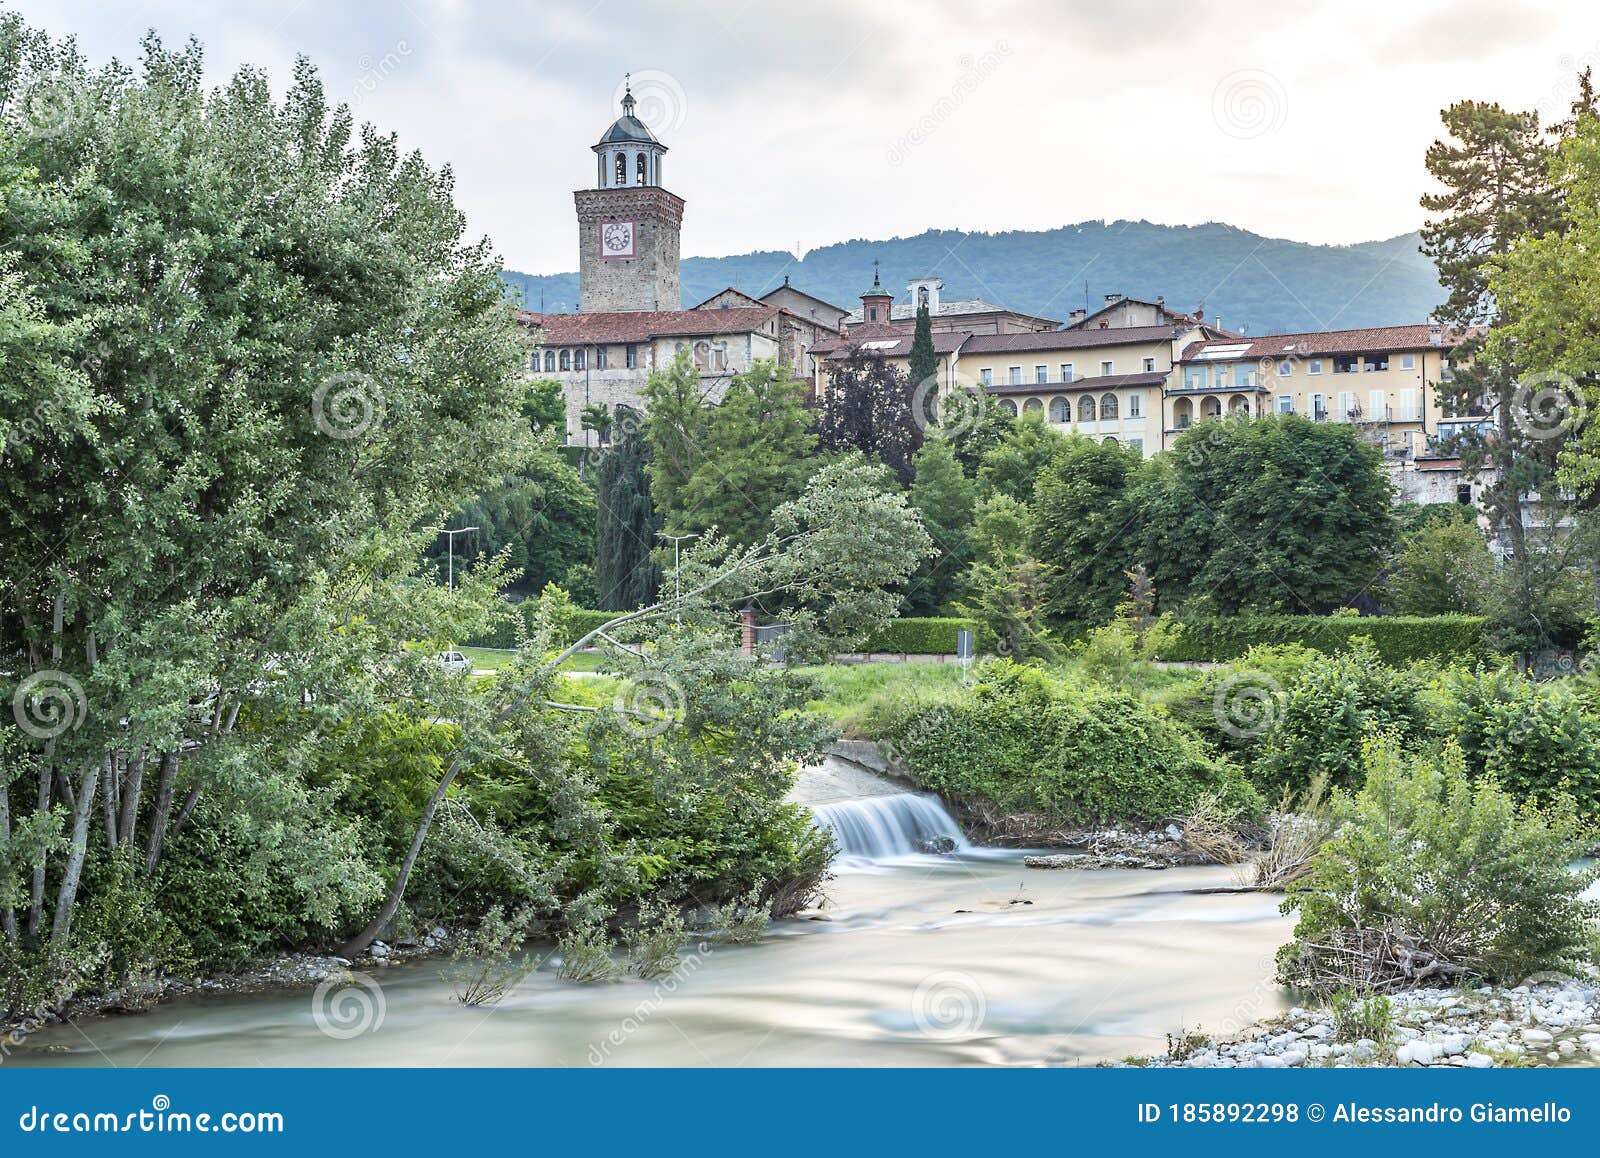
1137;1101;1573;1126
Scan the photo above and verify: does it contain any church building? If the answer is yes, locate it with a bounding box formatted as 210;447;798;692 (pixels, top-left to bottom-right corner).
518;80;846;447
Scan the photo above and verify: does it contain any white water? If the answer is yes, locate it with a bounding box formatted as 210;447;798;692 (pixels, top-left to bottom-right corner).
811;792;972;865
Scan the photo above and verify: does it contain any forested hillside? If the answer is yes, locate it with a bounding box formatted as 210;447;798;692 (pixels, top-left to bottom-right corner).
503;220;1442;334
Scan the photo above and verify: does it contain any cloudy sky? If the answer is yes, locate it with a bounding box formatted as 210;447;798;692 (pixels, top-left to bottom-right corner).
12;0;1600;273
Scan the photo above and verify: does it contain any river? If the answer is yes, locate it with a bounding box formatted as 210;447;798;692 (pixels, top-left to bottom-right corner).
10;760;1294;1067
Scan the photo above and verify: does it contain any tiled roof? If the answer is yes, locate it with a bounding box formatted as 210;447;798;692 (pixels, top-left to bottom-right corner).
982;370;1169;395
844;298;1061;326
759;284;851;315
518;307;778;344
1180;324;1466;362
963;325;1181;353
690;286;766;310
817;331;970;360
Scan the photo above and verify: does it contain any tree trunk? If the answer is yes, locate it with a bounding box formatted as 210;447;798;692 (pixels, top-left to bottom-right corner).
101;752;119;850
117;746;147;850
168;786;202;841
0;780;15;941
339;757;465;957
144;750;180;875
26;765;51;937
50;760;101;946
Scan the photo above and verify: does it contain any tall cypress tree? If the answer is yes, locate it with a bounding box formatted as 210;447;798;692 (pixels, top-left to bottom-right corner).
594;407;660;609
908;302;937;389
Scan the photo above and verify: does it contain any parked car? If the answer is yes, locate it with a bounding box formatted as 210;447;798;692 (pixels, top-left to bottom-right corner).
436;650;471;674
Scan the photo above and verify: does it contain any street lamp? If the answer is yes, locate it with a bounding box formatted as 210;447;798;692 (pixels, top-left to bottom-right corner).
656;532;698;626
437;525;480;590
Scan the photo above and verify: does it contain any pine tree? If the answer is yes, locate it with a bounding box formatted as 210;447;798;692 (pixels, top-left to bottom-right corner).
594;409;660;609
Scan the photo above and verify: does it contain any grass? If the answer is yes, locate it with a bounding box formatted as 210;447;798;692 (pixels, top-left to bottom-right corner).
456;646;623;674
795;662;966;731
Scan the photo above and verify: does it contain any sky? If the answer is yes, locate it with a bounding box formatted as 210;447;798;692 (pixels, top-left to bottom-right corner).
11;0;1600;273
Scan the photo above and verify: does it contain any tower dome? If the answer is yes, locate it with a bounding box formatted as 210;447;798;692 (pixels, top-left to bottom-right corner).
593;76;667;188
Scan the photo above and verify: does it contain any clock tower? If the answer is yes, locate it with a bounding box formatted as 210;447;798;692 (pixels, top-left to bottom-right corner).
576;78;685;313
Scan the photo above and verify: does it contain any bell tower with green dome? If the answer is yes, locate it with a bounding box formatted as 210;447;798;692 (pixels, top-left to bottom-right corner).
575;77;685;313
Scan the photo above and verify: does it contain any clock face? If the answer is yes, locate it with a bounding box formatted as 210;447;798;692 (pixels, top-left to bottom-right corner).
601;221;635;258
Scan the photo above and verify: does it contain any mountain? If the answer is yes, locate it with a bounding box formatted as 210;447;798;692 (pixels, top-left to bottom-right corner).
501;220;1444;336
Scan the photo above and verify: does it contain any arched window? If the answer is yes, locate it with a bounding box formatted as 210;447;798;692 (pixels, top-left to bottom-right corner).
615;152;627;185
1229;393;1249;415
1203;396;1222;418
637;152;648;185
1102;436;1120;446
1100;394;1119;420
544;350;556;372
918;286;930;308
999;399;1018;417
1174;398;1194;428
559;349;571;371
1023;397;1043;414
1078;396;1095;423
1049;396;1070;423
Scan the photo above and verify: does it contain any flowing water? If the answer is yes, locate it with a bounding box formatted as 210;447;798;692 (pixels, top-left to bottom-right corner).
10;759;1295;1068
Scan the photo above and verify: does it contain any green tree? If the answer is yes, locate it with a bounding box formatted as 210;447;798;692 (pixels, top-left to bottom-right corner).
1385;514;1495;615
663;361;816;548
640;347;709;516
521;377;567;437
905;438;976;614
1422;98;1573;645
907;302;936;390
1030;435;1142;624
441;451;596;594
976;412;1070;502
0;25;530;949
1145;417;1396;614
594;409;659;609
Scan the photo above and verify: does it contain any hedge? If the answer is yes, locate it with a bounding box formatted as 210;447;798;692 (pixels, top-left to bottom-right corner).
1154;615;1488;665
857;617;978;655
465;604;627;649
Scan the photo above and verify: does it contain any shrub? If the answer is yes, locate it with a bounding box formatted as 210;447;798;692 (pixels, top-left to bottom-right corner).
1276;735;1600;995
880;661;1263;825
464;599;626;650
445;905;536;1006
857;617;977;655
709;882;770;945
1329;989;1394;1045
1427;667;1600;807
555;922;616;983
1156;615;1489;665
624;902;689;980
1255;639;1422;794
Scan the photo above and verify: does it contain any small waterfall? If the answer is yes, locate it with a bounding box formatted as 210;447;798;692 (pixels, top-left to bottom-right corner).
811;792;970;864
